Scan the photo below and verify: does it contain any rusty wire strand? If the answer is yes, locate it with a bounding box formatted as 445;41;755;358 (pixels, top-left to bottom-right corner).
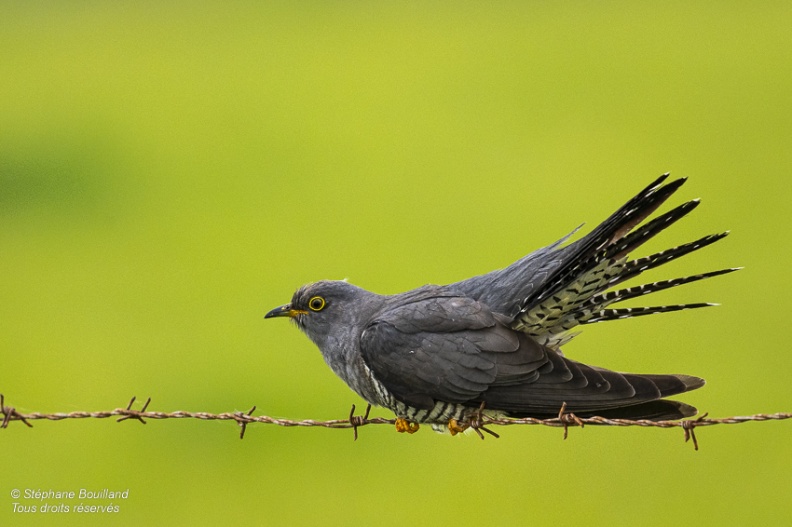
1;394;789;450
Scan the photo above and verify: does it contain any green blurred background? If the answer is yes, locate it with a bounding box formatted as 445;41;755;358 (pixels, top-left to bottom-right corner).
2;3;790;525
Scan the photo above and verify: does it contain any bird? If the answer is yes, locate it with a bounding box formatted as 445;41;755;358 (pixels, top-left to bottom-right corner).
265;175;737;436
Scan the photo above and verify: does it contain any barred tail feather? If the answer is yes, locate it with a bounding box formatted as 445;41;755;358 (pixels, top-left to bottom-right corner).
590;268;740;306
581;303;718;324
606;199;701;261
609;232;731;288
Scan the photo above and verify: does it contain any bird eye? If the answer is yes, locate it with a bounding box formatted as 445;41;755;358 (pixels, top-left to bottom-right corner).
308;296;326;311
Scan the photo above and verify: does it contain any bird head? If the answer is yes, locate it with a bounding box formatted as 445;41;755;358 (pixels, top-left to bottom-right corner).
265;280;375;349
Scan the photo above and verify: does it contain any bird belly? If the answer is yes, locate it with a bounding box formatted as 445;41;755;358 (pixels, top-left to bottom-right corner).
392;399;471;425
357;361;471;424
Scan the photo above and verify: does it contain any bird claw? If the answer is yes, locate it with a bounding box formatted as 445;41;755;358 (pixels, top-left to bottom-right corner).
349;403;372;441
448;418;468;436
449;402;500;439
395;417;419;434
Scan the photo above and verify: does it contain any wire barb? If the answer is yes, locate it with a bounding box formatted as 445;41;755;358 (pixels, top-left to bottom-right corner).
1;394;33;429
349;403;372;441
681;412;708;451
558;402;584;440
470;401;500;440
236;405;257;440
116;396;152;425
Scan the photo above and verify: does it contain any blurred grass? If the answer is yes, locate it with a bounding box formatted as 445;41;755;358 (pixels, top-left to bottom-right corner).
1;2;791;526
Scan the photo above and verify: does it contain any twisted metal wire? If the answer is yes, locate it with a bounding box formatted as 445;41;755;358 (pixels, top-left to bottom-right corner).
2;394;789;450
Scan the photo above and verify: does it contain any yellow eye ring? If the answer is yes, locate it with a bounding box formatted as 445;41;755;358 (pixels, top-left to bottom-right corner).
308;296;326;312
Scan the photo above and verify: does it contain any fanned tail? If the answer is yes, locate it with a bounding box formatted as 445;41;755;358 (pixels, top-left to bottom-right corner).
512;175;737;347
522;174;681;309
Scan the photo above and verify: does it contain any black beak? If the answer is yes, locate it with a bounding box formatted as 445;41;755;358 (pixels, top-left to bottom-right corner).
264;304;306;319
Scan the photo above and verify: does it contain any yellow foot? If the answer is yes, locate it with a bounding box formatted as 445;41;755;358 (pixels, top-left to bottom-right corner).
449;402;501;440
395;417;420;434
448;418;469;436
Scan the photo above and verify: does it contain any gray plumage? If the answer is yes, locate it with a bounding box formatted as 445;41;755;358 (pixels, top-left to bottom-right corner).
266;175;737;430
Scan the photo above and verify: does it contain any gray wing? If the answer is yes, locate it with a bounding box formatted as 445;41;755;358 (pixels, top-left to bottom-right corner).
359;294;701;417
359;295;546;410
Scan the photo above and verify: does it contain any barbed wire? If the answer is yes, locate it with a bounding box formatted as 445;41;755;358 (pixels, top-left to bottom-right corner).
1;394;789;450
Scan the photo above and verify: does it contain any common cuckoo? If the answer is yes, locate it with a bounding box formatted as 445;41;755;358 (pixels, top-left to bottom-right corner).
266;175;736;435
